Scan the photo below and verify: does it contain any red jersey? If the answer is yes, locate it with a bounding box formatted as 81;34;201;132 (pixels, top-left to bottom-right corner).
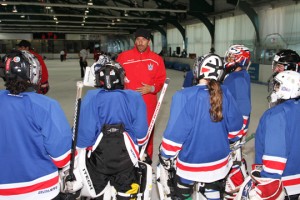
117;46;166;112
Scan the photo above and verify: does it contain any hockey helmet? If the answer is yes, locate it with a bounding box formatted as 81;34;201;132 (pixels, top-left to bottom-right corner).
194;54;224;82
272;49;300;73
224;44;251;73
0;50;41;85
270;71;300;102
95;58;125;90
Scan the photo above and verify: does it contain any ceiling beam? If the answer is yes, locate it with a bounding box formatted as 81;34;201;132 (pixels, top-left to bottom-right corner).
0;19;148;26
0;29;130;34
0;12;161;21
0;1;187;13
0;24;137;29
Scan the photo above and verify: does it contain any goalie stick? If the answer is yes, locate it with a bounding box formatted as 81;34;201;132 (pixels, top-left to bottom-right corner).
139;78;170;159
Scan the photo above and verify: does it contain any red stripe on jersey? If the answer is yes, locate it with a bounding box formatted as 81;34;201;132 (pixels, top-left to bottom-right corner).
161;141;181;152
0;176;58;195
52;150;77;168
177;157;229;172
138;133;149;144
263;159;286;171
283;178;300;186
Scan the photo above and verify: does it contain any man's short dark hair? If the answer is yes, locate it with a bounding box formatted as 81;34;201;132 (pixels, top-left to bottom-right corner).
17;40;31;48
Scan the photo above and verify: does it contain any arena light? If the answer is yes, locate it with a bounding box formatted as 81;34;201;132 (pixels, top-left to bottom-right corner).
12;5;18;13
87;0;93;6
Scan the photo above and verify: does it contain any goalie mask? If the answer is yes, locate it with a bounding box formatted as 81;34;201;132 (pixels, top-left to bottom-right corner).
272;49;300;73
0;50;41;85
269;71;300;104
194;54;224;82
224;44;251;73
95;60;125;90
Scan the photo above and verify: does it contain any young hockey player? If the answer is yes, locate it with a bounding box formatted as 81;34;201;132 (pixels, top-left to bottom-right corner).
272;49;300;74
76;57;149;199
238;70;300;200
0;50;73;200
223;44;251;140
268;49;300;107
221;45;252;198
159;54;244;200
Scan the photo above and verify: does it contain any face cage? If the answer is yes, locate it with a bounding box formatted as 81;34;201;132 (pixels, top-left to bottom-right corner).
272;61;298;72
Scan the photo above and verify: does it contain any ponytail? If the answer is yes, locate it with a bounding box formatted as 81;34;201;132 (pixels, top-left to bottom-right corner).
207;79;223;122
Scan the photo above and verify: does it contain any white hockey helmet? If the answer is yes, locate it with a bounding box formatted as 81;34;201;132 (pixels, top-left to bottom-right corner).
271;71;300;102
194;54;224;82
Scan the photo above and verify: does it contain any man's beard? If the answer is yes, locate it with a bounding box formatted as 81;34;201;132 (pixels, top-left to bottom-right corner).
137;45;147;52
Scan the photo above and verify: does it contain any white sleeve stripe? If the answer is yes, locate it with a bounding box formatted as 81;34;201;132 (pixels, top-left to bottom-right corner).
263;155;287;163
162;138;182;148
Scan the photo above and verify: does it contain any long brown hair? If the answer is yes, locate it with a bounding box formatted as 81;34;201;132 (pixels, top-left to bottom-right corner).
207;79;223;122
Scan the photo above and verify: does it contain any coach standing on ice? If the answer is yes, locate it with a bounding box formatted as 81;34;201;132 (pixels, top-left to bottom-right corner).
117;28;166;161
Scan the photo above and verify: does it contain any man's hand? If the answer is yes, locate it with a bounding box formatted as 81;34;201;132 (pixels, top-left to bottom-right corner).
38;81;50;94
136;83;154;95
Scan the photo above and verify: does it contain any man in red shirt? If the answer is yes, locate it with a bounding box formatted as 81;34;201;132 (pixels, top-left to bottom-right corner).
17;40;50;94
117;28;167;161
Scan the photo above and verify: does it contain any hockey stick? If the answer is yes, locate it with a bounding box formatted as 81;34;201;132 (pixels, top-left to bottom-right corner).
68;81;83;179
139;78;170;159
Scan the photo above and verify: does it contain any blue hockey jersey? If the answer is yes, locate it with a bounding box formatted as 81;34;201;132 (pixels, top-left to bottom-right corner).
0;90;73;200
77;88;148;165
255;99;300;196
161;85;243;183
223;70;251;139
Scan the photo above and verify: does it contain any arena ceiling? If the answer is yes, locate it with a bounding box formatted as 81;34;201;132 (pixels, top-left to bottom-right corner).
0;0;296;36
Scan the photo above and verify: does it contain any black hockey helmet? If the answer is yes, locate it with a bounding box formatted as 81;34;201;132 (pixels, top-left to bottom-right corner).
272;49;300;72
95;59;125;90
0;50;41;85
194;53;225;82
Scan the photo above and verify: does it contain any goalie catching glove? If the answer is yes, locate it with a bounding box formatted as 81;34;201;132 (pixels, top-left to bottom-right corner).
235;170;285;200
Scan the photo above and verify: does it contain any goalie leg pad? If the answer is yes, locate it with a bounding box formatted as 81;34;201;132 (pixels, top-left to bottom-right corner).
225;159;248;199
136;161;152;200
156;163;176;200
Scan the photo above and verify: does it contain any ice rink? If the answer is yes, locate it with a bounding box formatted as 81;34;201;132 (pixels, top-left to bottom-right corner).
0;58;270;199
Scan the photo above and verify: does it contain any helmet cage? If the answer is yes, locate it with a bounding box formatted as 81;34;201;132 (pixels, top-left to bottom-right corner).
95;61;125;90
194;54;224;82
272;52;299;72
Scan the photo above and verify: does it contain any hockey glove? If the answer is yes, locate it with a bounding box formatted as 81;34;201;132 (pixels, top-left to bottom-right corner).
141;152;152;165
59;164;83;194
159;153;176;171
248;170;285;200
